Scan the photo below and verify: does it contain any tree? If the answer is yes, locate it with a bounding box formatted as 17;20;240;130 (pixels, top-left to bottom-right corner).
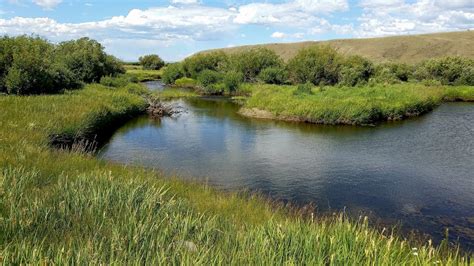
287;45;343;85
138;54;165;70
229;48;283;82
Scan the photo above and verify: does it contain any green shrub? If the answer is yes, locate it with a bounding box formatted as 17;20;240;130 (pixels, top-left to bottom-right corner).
182;51;228;78
372;63;412;84
203;83;226;95
294;82;313;95
258;67;288;84
338;56;374;86
175;77;198;88
414;56;474;85
138;54;165;70
162;63;184;84
288;45;343;85
197;70;223;88
223;71;244;93
229;48;283;82
55;37;125;83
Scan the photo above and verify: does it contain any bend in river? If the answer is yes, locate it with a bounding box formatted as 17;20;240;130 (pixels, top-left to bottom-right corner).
99;82;474;250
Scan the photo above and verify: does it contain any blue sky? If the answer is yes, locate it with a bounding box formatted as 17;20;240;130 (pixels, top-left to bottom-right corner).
1;0;473;61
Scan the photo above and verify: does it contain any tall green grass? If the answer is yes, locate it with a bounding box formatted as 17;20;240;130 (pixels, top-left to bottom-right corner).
0;83;471;264
243;84;473;125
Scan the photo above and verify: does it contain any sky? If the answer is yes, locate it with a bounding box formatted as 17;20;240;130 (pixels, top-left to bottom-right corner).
0;0;473;61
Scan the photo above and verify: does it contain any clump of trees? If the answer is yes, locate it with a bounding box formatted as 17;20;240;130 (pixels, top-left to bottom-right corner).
139;54;165;70
0;35;124;95
164;44;474;95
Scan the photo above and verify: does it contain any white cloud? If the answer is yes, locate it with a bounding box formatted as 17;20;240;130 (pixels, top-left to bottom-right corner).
271;31;286;38
271;31;305;39
32;0;62;9
356;0;474;37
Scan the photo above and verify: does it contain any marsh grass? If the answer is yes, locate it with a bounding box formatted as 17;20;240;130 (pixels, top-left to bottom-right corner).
0;83;471;264
125;68;163;82
243;83;473;125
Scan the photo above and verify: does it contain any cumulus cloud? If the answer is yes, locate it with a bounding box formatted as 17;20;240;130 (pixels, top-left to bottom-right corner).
356;0;474;37
171;0;199;4
271;31;305;39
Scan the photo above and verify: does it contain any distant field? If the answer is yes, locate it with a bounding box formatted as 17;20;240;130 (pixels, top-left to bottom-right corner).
201;31;474;64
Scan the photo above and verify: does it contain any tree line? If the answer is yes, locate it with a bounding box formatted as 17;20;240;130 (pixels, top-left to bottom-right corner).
162;46;474;95
0;35;124;95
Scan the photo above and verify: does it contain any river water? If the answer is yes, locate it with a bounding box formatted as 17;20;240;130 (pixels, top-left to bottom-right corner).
99;82;474;249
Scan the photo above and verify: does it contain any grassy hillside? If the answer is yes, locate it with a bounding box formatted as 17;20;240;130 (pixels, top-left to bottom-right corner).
1;84;470;264
202;31;474;64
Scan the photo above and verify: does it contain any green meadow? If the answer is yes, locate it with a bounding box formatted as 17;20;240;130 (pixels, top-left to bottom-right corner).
0;84;470;264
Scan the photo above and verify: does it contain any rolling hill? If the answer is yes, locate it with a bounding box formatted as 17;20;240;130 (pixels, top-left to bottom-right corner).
201;31;474;64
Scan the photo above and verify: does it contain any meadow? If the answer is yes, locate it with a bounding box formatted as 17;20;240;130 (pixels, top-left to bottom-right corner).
0;83;471;264
240;83;474;125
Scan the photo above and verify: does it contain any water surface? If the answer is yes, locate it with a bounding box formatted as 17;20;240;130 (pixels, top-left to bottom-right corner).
99;97;474;249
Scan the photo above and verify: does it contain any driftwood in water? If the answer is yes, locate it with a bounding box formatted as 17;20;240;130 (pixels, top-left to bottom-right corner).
146;98;186;118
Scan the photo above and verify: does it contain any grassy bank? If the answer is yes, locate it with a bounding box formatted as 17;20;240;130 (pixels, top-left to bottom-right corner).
0;84;471;264
241;84;473;125
125;67;163;82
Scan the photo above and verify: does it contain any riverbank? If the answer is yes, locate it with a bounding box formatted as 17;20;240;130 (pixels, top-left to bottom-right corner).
240;84;474;125
0;83;471;264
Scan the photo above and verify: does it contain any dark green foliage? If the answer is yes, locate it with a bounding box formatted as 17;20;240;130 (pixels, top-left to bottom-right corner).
223;71;244;93
162;63;184;84
414;56;474;85
0;35;124;95
338;55;374;86
197;69;223;88
183;51;228;78
287;45;343;85
229;48;283;82
258;67;288;84
138;54;165;70
294;82;313;95
55;37;125;83
372;63;413;84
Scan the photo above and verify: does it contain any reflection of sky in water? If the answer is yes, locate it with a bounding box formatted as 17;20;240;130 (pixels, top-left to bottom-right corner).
99;99;474;249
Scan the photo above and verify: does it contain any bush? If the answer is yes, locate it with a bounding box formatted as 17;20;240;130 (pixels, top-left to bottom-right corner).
372;63;412;84
138;54;165;70
229;48;283;82
223;71;244;93
203;83;226;95
197;70;223;88
258;67;288;84
338;55;374;86
294;82;313;95
287;45;343;85
162;63;184;84
175;77;198;88
182;51;228;78
55;37;125;83
414;56;474;85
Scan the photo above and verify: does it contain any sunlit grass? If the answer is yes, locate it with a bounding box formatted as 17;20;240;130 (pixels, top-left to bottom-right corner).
0;83;471;264
243;83;473;125
125;68;164;82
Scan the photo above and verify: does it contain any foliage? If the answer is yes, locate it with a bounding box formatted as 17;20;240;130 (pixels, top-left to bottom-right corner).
55;37;125;83
414;56;474;85
0;36;124;95
223;71;244;93
229;48;283;82
182;51;228;78
125;68;162;82
287;45;343;85
338;55;374;86
139;54;165;70
258;67;288;85
162;63;185;84
197;69;223;88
